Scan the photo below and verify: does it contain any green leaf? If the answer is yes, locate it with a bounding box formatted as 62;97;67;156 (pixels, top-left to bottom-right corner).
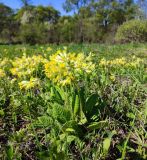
85;94;98;112
0;109;4;117
50;87;54;97
87;121;108;131
62;120;83;137
74;95;80;117
6;143;14;160
121;132;131;160
37;151;50;160
38;115;53;127
65;128;75;133
50;87;64;104
79;87;85;110
126;112;135;119
103;130;116;155
55;86;65;101
67;135;77;143
52;103;71;124
103;137;111;153
59;133;66;140
84;94;98;120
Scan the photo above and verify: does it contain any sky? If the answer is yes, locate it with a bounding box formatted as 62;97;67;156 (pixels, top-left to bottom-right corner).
0;0;71;15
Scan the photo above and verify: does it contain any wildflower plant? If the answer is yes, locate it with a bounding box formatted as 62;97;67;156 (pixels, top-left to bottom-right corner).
18;77;40;90
0;58;10;78
44;49;95;86
98;56;145;84
99;56;143;69
10;54;48;79
0;44;147;160
0;69;6;78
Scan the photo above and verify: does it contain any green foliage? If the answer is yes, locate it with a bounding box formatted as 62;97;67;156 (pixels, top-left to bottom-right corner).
0;0;143;44
19;23;48;44
115;20;147;43
20;0;31;8
5;143;14;160
74;95;80;117
0;3;17;43
0;44;147;159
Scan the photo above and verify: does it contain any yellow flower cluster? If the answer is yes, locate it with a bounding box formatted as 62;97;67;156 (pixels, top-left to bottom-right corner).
110;74;115;81
10;55;48;78
19;77;40;90
46;47;52;52
125;57;143;68
0;69;6;78
99;56;143;68
0;58;9;68
0;58;10;78
44;51;95;86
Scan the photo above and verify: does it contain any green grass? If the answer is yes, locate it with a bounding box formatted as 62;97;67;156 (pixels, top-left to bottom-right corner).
0;43;147;58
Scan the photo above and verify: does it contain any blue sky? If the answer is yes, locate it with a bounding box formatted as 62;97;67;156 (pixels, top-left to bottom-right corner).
0;0;71;15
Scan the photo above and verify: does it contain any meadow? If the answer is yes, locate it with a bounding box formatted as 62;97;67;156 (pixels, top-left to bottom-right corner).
0;43;147;160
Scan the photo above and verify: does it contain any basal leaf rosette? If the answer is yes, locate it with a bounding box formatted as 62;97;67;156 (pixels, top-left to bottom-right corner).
44;51;95;86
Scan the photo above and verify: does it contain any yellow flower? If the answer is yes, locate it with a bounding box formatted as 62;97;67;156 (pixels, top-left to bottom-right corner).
99;58;108;66
10;55;48;78
0;58;9;67
44;50;95;86
110;74;115;81
99;57;144;69
46;47;52;52
10;78;17;84
19;77;40;90
109;57;126;66
0;69;6;78
125;58;143;68
60;77;72;86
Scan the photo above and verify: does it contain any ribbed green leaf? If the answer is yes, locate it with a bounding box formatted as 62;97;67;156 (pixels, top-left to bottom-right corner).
52;104;71;124
84;94;98;119
74;95;80;117
87;121;108;130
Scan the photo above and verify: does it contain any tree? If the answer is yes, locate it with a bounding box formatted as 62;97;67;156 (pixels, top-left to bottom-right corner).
16;5;60;44
16;5;60;24
0;3;13;30
57;16;76;42
19;22;48;44
0;3;15;43
137;0;147;19
20;0;31;8
62;0;139;43
15;6;35;24
34;5;60;23
115;19;147;43
63;0;91;13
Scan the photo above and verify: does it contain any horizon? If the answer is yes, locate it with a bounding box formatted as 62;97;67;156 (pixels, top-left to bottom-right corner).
0;0;73;15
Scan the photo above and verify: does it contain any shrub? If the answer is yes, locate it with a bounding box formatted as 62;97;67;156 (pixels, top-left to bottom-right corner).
115;20;147;43
19;23;48;45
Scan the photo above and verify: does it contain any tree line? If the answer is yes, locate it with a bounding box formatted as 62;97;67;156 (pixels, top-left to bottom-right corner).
0;0;147;44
